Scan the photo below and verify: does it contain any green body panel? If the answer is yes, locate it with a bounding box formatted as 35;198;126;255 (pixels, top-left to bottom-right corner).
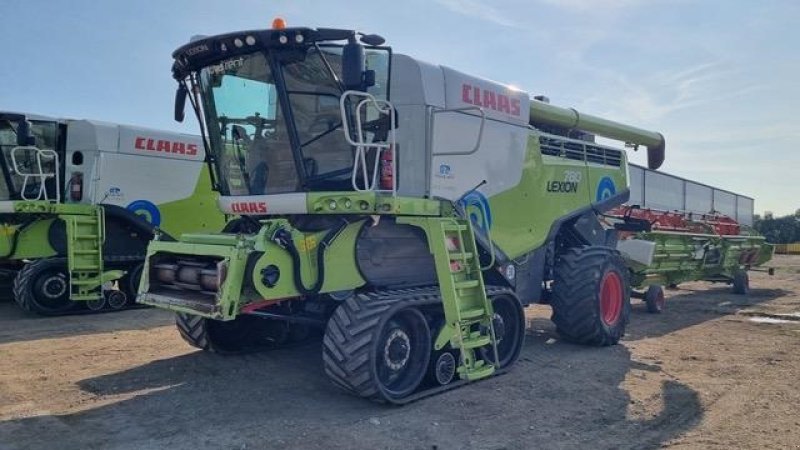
487;135;628;259
628;231;772;288
152;166;225;237
0;218;58;259
307;191;442;216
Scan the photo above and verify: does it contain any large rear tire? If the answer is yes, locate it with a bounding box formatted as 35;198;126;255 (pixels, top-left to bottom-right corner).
550;246;630;346
323;294;431;402
13;258;78;315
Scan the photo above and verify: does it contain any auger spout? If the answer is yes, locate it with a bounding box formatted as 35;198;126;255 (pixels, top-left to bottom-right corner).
530;99;666;170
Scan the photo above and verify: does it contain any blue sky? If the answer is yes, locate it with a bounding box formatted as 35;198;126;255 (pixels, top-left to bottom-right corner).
2;0;797;215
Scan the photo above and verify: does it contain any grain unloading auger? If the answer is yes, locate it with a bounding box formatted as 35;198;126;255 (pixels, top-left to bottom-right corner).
138;21;666;403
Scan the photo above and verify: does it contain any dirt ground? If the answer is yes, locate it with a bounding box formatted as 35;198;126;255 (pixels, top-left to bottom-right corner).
1;256;798;450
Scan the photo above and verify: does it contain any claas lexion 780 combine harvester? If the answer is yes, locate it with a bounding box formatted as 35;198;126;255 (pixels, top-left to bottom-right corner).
0;112;224;315
136;20;772;403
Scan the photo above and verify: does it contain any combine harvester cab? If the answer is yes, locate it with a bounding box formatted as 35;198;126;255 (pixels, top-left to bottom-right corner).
0;112;224;315
139;21;668;403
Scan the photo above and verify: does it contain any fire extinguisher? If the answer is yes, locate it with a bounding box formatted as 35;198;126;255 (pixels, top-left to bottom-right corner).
69;172;83;201
379;146;394;190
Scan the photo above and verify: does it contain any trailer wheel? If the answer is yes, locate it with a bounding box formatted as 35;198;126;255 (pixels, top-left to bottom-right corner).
13;258;77;315
550;246;630;346
644;285;666;313
732;270;749;295
175;313;258;353
323;294;431;402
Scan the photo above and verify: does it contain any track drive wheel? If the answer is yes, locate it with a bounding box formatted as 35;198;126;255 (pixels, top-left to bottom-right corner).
13;258;78;316
323;294;431;402
644;285;666;313
732;269;749;295
176;313;261;353
550;246;631;346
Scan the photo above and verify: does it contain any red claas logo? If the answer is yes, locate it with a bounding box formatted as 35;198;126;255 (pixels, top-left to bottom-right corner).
461;84;521;116
134;137;198;156
231;202;267;214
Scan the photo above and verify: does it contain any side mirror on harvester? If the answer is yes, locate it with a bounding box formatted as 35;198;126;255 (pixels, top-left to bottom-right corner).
174;85;188;123
342;36;365;91
16;119;35;146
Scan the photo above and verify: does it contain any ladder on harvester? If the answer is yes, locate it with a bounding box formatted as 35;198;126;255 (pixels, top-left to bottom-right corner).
63;209;105;300
430;218;498;381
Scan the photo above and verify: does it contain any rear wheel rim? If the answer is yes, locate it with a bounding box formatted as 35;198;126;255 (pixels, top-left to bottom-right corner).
32;268;72;312
375;308;430;399
599;272;623;326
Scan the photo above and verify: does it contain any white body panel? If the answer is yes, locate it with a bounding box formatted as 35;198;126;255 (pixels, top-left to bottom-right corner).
218;193;307;215
388;55;531;202
64;120;206;208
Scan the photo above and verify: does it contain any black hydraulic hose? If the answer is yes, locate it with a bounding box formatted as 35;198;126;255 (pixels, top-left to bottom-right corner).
272;220;349;296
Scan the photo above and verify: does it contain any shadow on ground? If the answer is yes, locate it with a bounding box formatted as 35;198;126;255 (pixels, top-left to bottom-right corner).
0;325;702;450
0;302;172;345
625;285;786;341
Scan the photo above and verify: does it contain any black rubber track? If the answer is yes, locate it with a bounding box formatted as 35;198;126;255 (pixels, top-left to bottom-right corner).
322;286;520;404
550;246;631;346
176;312;314;354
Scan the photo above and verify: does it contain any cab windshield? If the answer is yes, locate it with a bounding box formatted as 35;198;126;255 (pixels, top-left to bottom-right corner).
198;45;389;196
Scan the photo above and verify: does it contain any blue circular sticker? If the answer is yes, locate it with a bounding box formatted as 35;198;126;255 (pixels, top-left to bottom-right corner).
126;200;161;226
459;191;492;232
596;177;616;202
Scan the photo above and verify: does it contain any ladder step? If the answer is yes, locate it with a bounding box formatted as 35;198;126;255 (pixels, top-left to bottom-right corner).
460;333;491;349
75;234;99;239
449;252;474;260
461;363;495;381
454;280;480;290
460;307;486;320
71;294;100;301
74;218;98;224
72;250;99;255
73;265;100;271
442;224;468;232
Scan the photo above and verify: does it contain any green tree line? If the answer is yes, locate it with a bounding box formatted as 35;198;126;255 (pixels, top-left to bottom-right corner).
753;210;800;243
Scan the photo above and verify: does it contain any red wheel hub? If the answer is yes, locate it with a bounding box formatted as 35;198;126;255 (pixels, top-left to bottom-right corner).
599;271;623;326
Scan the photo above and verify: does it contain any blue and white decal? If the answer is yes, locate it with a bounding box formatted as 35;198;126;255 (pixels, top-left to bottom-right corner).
459;191;493;232
596;176;616;202
126;200;161;226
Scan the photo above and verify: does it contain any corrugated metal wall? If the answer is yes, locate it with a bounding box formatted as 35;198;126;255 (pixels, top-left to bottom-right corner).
628;164;755;226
